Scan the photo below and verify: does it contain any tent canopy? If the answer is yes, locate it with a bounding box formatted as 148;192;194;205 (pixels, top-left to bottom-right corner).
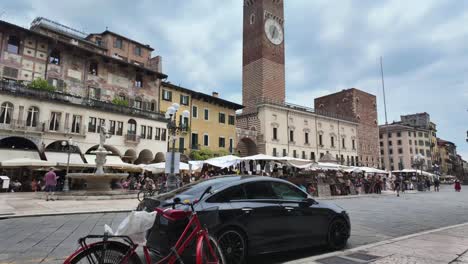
0;158;56;167
204;155;239;169
144;162;191;173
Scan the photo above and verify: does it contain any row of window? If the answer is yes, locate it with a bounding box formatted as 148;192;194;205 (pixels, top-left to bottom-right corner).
384;157;431;171
162;91;236;125
87;117;167;141
190;133;234;150
381;147;431;157
380;139;431;147
271;148;360;165
5;34;145;88
379;131;430;139
12;104;38;129
112;37;144;57
272;127;356;149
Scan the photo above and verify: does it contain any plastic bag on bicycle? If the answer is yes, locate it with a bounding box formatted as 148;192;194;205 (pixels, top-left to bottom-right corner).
146;207;193;258
104;211;157;245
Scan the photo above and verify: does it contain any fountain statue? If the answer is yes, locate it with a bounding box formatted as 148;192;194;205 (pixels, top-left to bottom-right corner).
95;126;112;175
67;125;129;192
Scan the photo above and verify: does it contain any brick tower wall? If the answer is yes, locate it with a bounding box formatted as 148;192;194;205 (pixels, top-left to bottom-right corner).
242;0;285;113
314;88;380;167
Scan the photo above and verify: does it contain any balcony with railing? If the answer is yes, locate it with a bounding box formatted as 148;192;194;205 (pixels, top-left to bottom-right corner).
0;80;167;122
125;134;140;144
0;119;44;133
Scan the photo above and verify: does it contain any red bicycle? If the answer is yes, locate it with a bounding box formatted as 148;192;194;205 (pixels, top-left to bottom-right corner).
64;187;225;264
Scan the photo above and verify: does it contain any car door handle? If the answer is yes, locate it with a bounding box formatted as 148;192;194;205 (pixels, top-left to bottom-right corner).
284;206;294;211
242;208;253;213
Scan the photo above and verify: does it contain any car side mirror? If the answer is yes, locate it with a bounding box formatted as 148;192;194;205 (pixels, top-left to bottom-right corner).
299;198;315;208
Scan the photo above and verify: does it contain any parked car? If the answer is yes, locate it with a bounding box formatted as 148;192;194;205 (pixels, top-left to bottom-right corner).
138;175;350;264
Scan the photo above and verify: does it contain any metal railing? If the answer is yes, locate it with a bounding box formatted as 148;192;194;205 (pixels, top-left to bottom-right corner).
0;119;44;133
125;134;140;143
0;81;166;122
254;97;357;122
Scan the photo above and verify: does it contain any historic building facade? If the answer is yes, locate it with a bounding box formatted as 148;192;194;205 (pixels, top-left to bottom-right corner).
236;0;360;162
0;17;168;164
255;101;359;164
160;82;243;157
379;123;433;171
314;89;379;168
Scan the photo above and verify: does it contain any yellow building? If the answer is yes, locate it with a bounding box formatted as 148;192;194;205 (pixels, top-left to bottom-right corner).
160;82;243;157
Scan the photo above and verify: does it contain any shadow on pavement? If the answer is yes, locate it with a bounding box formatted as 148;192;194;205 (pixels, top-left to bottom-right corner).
247;246;332;263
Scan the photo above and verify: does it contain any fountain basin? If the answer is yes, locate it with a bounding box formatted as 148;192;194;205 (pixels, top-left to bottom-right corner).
67;173;129;191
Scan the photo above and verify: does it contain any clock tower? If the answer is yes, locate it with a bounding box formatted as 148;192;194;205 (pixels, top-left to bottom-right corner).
242;0;285;113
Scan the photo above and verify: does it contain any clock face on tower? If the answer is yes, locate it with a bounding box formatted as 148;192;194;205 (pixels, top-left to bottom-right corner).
264;18;283;45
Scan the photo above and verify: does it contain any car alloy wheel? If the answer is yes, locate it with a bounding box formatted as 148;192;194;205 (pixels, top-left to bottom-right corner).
328;218;349;250
217;229;246;264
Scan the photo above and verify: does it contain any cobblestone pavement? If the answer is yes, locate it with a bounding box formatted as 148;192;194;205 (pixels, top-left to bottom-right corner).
1;185;467;263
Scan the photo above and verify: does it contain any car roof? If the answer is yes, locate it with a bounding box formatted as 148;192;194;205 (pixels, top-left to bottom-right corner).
208;175;289;191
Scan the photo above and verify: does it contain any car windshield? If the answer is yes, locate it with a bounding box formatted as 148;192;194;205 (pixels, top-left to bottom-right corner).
156;176;241;201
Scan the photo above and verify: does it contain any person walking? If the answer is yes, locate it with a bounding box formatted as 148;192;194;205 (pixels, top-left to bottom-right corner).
455;179;461;192
434;177;440;192
394;176;401;197
44;168;58;201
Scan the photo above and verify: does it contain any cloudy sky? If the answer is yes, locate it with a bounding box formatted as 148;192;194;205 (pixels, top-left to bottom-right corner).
2;0;468;159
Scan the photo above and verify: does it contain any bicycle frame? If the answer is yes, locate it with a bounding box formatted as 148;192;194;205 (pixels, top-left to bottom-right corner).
143;207;219;264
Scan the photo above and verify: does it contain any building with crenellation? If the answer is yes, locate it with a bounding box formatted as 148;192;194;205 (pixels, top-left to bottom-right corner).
236;0;359;163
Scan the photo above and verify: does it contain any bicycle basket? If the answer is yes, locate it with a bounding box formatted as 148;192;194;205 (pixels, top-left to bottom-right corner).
198;206;220;230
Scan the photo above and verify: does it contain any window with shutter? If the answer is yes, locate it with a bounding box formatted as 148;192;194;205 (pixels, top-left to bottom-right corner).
57;80;65;92
3;67;19;79
95;88;101;99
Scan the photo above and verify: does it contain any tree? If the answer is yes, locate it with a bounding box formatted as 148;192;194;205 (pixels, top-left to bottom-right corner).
112;97;129;107
27;78;56;92
190;148;231;160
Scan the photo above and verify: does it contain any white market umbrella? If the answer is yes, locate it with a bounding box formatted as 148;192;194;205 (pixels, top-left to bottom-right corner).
144;162;190;173
204;155;240;169
0;158;57;168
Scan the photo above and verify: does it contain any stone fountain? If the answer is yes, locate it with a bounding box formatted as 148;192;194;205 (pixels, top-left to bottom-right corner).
66;126;129;192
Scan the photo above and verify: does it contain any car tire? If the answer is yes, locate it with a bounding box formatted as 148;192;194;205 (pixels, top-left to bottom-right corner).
217;228;247;264
327;217;350;250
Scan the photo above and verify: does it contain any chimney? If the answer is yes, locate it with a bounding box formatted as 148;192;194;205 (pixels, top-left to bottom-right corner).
212;92;219;98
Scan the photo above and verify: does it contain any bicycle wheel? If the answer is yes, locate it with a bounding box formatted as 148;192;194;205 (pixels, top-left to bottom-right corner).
67;241;142;264
137;190;144;202
196;235;226;264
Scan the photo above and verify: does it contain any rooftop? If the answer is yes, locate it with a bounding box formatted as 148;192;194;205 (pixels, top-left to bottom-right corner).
162;82;243;110
87;30;154;51
315;87;376;99
251;97;358;123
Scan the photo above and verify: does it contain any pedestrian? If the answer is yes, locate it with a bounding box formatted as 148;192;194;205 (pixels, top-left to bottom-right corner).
345;178;352;195
31;178;38;192
44;167;58;201
296;176;307;193
383;177;387;191
434;177;440;192
455;179;461;192
394;176;401;197
375;176;382;194
425;178;431;192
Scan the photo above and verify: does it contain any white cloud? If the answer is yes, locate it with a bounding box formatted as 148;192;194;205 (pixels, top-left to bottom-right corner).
2;0;467;159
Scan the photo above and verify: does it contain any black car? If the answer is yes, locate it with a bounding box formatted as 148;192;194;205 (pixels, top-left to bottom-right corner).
138;176;350;264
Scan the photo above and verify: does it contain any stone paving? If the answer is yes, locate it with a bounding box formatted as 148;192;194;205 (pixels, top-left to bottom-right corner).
0;185;467;263
0;192;134;218
286;223;468;264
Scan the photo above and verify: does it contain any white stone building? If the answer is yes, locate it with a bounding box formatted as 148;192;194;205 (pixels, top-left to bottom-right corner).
238;100;359;165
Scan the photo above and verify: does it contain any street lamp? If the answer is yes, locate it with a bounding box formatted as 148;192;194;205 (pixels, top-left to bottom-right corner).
165;103;189;191
61;137;78;192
